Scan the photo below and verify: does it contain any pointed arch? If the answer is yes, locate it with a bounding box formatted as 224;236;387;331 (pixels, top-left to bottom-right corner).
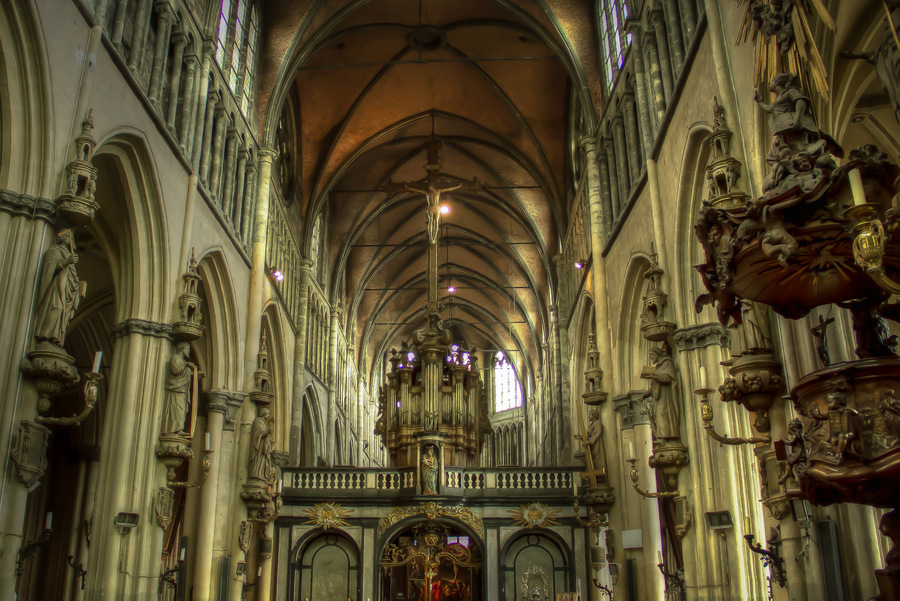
194;248;242;389
0;0;52;195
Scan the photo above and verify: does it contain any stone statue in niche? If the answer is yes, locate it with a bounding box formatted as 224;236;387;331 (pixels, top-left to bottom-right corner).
160;342;195;436
249;407;275;482
641;343;681;440
574;408;605;474
420;444;439;495
33;229;84;348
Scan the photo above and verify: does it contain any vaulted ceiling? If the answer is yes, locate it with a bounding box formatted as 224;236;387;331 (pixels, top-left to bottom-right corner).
259;0;602;390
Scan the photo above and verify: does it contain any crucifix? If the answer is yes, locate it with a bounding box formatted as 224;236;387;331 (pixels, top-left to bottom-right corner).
384;140;481;316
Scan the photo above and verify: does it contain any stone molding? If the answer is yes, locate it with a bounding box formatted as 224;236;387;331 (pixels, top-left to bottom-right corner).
0;189;56;223
672;322;729;351
613;391;650;429
113;318;173;340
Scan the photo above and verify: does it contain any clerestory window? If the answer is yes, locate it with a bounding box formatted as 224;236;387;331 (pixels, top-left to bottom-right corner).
493;351;522;412
215;0;260;117
598;0;632;91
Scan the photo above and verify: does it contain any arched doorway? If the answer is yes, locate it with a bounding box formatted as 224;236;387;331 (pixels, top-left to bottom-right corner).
290;531;360;601
380;522;482;601
499;532;571;601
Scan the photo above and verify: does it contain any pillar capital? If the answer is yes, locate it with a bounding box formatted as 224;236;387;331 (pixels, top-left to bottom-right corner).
579;135;599;154
258;147;278;162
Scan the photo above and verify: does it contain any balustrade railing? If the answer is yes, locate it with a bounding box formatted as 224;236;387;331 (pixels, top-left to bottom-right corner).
282;466;579;497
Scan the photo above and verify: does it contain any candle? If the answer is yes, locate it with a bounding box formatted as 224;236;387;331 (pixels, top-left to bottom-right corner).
744;516;751;533
45;512;53;530
257;566;263;578
657;550;662;565
92;351;102;373
628;441;635;460
849;168;867;206
205;432;211;451
698;364;707;389
179;547;186;561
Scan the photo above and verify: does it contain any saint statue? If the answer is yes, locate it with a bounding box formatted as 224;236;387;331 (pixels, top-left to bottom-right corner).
421;445;439;495
160;342;195;435
33;229;83;347
641;343;681;440
574;408;605;473
730;300;774;357
249;407;275;482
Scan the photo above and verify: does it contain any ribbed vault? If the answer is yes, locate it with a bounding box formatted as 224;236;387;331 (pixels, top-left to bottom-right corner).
262;0;595;393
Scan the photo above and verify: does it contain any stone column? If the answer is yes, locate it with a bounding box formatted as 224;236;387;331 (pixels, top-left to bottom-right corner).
595;147;613;233
126;0;153;72
678;0;698;44
83;329;170;601
72;456;99;601
191;395;228;601
643;31;667;125
650;10;675;104
209;108;229;202
165;33;188;132
221;129;239;219
256;521;275;601
612;114;631;201
626;21;655;157
241;159;258;245
232;147;248;226
622;91;642;183
107;0;129;46
290;259;314;463
602;137;620;222
663;0;686;75
198;91;220;185
179;55;199;151
326;307;343;462
191;46;215;170
147;1;174;105
634;421;665;601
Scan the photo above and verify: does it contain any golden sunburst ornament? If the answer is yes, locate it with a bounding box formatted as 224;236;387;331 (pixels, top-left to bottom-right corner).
510;502;560;529
303;502;351;530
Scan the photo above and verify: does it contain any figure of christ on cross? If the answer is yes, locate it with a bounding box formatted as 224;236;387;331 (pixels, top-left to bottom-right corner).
383;140;481;315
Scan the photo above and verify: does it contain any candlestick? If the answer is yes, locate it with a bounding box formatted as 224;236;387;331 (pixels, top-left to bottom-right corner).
45;512;53;530
849;168;867;206
91;351;102;373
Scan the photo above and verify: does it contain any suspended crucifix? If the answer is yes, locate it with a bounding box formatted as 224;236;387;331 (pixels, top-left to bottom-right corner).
383;139;481;316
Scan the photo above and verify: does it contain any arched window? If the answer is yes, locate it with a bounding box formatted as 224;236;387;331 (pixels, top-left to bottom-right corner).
493;351;522;412
214;0;260;117
598;0;632;90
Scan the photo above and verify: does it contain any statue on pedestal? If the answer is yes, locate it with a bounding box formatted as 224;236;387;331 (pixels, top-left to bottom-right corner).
641;343;681;440
34;229;83;348
249;407;275;483
160;342;195;436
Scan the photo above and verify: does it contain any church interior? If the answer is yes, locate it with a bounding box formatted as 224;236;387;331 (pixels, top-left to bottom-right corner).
3;0;900;600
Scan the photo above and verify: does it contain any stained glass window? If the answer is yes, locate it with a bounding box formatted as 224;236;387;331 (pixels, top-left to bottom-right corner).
241;7;259;115
493;351;522;412
599;0;632;91
215;0;232;68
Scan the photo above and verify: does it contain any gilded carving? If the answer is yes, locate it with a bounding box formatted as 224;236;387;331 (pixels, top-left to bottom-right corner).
510;502;560;530
239;520;252;553
302;502;352;530
11;421;51;489
378;502;483;537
